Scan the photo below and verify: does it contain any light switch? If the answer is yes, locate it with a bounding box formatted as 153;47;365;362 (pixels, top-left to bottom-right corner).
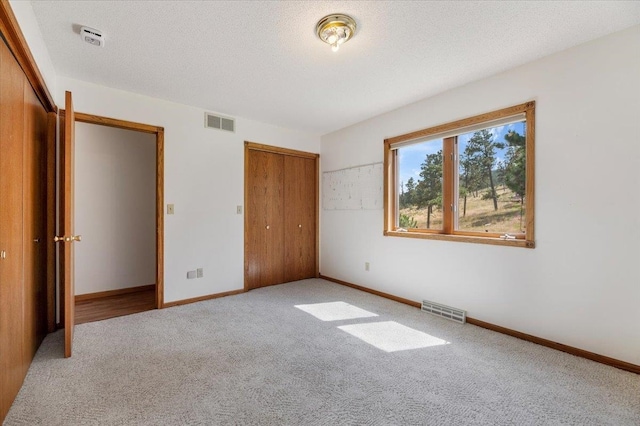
167;204;175;215
236;205;243;214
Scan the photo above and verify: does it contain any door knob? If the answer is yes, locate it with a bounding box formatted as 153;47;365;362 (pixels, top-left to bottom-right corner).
1;250;6;259
298;224;302;228
33;238;41;243
266;225;270;230
54;236;65;242
71;235;82;242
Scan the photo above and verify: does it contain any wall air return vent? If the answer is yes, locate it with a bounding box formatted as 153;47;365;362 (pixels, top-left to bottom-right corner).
205;112;235;133
421;299;466;324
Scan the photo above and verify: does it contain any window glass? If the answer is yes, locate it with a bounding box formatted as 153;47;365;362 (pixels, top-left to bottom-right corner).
456;121;527;235
397;138;443;230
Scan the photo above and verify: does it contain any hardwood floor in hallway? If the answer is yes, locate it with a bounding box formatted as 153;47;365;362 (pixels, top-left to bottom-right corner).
75;288;155;324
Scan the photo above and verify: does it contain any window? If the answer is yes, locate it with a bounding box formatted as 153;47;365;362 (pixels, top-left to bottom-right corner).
384;102;535;248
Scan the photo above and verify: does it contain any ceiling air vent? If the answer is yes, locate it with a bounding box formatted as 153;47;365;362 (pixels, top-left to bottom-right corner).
205;112;235;133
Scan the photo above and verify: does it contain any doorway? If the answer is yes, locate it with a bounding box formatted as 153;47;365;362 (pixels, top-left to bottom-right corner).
59;111;164;325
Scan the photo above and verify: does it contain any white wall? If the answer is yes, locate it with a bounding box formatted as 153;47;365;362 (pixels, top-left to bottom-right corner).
8;0;57;100
74;123;156;295
58;76;320;303
320;25;640;365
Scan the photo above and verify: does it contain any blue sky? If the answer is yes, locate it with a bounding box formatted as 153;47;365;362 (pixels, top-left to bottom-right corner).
397;121;525;191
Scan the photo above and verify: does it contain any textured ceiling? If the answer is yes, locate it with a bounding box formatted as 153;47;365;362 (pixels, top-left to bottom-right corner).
29;1;640;134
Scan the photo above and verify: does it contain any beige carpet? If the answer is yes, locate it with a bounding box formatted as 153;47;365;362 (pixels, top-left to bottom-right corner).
5;279;640;425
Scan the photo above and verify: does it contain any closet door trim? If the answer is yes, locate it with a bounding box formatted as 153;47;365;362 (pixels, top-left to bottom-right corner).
0;0;56;113
245;141;318;160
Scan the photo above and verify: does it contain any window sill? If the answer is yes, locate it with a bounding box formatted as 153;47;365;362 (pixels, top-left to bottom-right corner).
384;230;535;248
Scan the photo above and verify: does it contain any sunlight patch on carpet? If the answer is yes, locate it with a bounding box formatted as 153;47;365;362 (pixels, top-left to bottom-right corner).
338;321;449;352
295;301;379;321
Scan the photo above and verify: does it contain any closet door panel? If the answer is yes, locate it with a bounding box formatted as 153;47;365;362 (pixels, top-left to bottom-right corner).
22;81;47;365
0;39;26;420
283;156;316;282
245;150;284;289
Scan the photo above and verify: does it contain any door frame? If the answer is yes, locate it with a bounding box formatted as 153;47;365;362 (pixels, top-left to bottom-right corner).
58;110;165;312
244;141;319;291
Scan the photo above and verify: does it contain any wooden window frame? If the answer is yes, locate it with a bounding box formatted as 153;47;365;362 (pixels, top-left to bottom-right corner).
384;101;535;248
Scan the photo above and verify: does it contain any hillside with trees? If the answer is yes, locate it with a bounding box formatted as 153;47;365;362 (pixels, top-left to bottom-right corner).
399;127;526;234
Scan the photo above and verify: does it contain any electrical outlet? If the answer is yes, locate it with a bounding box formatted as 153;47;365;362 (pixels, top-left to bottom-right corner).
187;270;196;279
236;205;243;214
365;262;370;271
167;204;175;215
197;268;203;278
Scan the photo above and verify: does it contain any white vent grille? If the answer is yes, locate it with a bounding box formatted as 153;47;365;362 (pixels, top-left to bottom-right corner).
421;300;466;324
205;112;235;133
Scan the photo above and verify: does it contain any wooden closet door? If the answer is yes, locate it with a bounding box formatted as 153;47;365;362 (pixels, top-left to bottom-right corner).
0;38;26;420
22;81;48;365
245;150;284;289
283;156;316;282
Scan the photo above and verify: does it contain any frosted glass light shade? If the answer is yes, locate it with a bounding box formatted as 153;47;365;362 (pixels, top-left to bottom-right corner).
316;14;356;52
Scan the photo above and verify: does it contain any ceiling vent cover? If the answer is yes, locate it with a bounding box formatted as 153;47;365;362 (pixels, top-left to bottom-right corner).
205;112;235;133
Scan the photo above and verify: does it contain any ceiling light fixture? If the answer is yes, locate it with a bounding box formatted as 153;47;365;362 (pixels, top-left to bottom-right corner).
316;14;356;52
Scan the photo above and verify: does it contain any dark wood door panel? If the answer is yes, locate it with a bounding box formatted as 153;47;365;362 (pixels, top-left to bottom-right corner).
245;150;285;289
22;81;48;367
284;156;316;282
0;38;26;421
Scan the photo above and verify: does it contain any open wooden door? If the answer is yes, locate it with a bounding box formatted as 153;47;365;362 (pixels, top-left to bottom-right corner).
60;91;77;358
